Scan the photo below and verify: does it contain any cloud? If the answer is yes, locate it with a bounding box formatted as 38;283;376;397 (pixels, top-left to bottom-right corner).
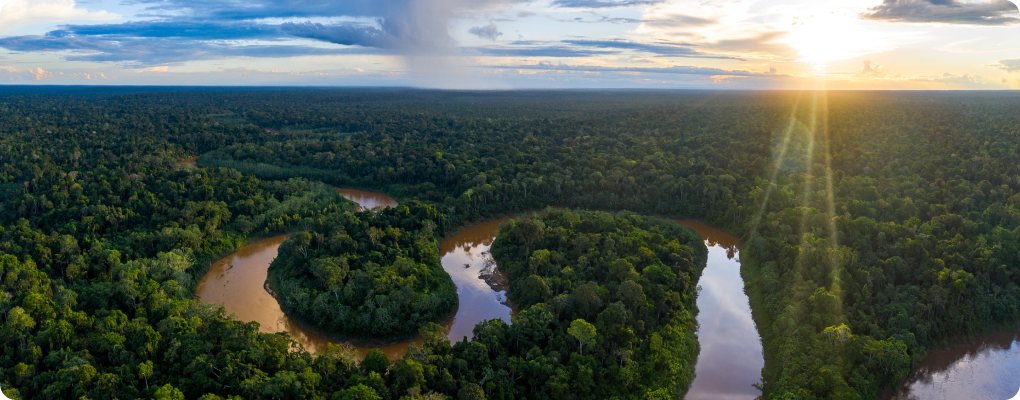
0;34;374;66
482;61;780;76
0;0;532;65
0;0;117;34
708;31;799;61
911;72;1004;88
134;0;526;52
468;21;503;41
990;58;1020;72
0;65;401;85
860;60;881;74
551;0;662;8
638;12;716;29
636;1;803;61
60;21;283;40
0;66;110;82
279;22;401;49
562;39;740;59
30;68;54;81
862;0;1020;25
553;12;647;24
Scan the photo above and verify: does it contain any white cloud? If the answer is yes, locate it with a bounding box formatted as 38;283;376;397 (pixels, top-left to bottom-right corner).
0;0;117;34
29;67;52;80
859;59;881;74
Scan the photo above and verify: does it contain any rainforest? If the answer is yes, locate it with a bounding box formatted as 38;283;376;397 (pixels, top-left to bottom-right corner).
0;88;1018;400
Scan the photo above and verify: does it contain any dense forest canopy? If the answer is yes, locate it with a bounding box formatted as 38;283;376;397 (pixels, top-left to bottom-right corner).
0;87;1018;399
269;202;458;340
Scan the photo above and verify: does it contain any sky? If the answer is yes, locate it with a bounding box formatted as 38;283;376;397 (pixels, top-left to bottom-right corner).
0;0;1017;89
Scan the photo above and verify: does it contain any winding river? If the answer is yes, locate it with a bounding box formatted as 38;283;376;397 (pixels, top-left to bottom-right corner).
677;221;764;400
195;190;514;359
203;205;1020;399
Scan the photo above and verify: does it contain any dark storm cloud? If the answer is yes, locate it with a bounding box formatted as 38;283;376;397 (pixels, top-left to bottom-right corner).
279;23;401;49
563;39;741;59
862;0;1020;25
127;0;511;21
485;61;777;76
0;0;531;64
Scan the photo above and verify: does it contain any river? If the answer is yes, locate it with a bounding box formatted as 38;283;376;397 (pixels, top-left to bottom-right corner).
178;157;197;168
334;188;399;211
889;328;1020;400
196;197;1020;395
677;221;764;400
195;190;514;358
438;219;516;342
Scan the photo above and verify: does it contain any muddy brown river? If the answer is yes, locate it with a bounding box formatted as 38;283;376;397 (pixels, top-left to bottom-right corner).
197;206;1020;399
195;190;514;358
439;219;516;342
178;157;197;168
334;188;399;210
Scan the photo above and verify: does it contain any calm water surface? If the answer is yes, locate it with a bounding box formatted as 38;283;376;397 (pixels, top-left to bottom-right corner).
889;328;1020;400
335;188;399;210
196;190;513;358
677;221;764;400
440;219;516;342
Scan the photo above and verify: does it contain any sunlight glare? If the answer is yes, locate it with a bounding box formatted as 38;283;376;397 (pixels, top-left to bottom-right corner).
783;13;895;63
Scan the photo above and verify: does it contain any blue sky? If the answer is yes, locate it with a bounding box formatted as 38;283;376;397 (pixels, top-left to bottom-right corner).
0;0;1018;88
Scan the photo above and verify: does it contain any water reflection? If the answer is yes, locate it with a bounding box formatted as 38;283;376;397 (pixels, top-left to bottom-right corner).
194;235;336;353
890;328;1020;400
196;190;516;359
676;221;763;400
335;188;399;211
440;219;516;342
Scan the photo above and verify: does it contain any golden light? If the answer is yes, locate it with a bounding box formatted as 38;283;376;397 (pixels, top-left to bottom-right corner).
782;12;897;64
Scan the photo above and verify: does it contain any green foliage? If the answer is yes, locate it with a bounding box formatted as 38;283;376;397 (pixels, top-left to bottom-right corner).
1;88;1018;399
484;209;707;398
268;201;457;338
567;319;596;355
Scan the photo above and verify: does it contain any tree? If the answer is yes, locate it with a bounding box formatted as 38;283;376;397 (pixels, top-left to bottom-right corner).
138;361;154;390
310;257;349;299
337;384;382;400
152;384;185;400
1;307;35;348
457;383;486;400
361;349;390;375
567;319;597;355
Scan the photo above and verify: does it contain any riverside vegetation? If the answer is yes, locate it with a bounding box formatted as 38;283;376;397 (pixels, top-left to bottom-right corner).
0;88;1018;399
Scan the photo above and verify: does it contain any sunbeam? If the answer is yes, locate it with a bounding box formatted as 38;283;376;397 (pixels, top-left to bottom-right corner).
748;93;804;238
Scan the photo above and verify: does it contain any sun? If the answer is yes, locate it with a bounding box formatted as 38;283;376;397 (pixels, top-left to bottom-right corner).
782;12;897;63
